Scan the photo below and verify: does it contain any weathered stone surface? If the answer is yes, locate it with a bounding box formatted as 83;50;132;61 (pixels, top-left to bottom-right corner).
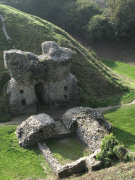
4;41;79;114
85;149;102;171
38;142;62;175
38;142;62;174
61;107;112;152
16;113;56;147
55;121;69;137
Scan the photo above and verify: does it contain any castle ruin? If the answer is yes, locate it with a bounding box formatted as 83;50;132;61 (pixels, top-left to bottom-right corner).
4;41;79;114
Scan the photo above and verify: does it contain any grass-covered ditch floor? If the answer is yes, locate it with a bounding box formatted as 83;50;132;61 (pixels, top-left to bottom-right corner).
0;126;92;179
103;104;135;152
46;136;92;165
101;59;135;82
0;125;53;180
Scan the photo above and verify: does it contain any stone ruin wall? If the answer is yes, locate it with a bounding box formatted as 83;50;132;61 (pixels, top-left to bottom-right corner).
4;41;79;114
15;107;112;178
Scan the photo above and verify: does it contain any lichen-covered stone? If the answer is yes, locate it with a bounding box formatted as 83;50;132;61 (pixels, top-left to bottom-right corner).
16;113;56;147
61;107;112;152
4;41;79;114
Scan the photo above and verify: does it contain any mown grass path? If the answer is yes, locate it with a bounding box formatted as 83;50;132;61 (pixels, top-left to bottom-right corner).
0;13;15;48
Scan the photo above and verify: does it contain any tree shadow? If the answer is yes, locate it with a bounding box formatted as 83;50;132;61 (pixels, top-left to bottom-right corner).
112;127;135;151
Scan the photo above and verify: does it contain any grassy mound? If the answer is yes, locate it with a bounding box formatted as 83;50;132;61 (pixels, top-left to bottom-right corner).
0;4;135;121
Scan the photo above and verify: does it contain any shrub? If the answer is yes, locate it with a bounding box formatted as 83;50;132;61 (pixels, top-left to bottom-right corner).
96;133;134;167
68;1;102;36
88;14;114;41
124;152;134;163
113;145;127;161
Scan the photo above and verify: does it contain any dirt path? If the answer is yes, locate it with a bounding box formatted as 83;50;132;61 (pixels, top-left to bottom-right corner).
1;100;135;126
0;109;67;126
0;13;15;49
95;100;135;113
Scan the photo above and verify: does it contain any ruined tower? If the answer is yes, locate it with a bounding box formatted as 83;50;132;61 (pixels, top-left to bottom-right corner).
4;41;79;114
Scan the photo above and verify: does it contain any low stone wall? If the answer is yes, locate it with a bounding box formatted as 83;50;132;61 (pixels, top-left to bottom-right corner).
16;107;111;178
38;141;101;179
38;142;62;174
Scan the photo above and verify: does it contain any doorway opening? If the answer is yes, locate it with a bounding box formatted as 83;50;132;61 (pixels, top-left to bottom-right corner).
34;82;44;106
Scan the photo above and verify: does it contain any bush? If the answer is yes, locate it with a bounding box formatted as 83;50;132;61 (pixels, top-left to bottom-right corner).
106;0;135;39
113;145;127;161
124;152;134;163
68;1;102;36
88;14;114;41
96;133;134;167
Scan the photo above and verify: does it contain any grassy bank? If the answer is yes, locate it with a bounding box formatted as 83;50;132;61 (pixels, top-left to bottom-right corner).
76;162;135;180
103;104;135;152
0;125;53;180
101;59;135;82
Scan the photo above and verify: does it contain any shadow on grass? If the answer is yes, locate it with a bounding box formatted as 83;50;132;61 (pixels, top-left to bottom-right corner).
101;59;118;69
112;127;135;151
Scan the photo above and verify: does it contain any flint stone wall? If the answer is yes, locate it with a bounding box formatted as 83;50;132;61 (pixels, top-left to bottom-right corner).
4;41;79;114
16;107;111;178
16;113;56;147
16;113;70;147
61;107;112;152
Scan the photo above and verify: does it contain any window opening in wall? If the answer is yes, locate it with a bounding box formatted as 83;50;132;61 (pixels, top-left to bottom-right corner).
64;95;67;99
64;86;68;91
20;90;24;94
39;130;43;134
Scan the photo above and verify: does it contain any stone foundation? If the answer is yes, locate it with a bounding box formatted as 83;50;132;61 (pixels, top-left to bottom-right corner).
38;142;102;178
16;107;111;178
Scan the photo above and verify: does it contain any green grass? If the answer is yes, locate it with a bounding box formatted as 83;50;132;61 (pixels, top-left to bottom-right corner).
46;136;91;165
0;125;53;180
101;59;135;82
103;104;135;152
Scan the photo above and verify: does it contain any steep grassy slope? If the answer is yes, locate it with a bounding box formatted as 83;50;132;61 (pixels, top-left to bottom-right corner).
0;0;73;30
0;5;135;121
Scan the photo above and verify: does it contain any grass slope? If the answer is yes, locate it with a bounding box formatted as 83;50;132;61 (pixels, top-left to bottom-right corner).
0;5;135;121
76;162;135;180
103;104;135;152
101;59;135;82
0;125;53;180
